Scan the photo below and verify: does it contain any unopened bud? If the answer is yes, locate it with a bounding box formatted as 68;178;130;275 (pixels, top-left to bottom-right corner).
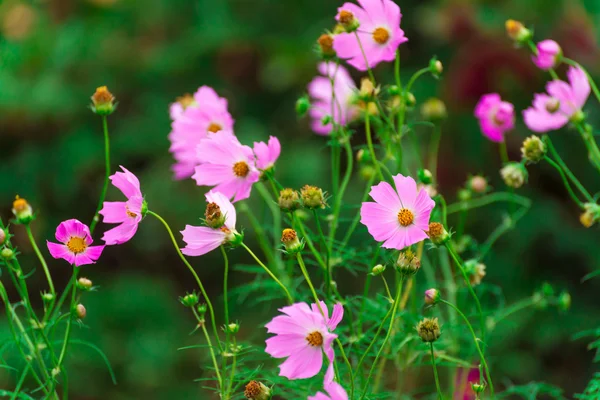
421;98;447;121
205;202;226;228
0;229;6;246
77;277;93;291
337;9;359;32
41;292;54;303
464;260;486;286
359;77;379;100
301;185;327;209
396;249;420;276
317;34;335;58
424;288;440;305
91;86;116;116
416;317;441;343
500;162;528;189
224;229;244;247
244;380;272;400
278;188;302;212
1;247;13;260
281;228;304;254
76;304;86;319
472;383;485;394
558;291;571;311
12;196;33;224
521;135;546;163
226;323;240;334
405;92;416;108
580;203;600;228
469;175;488;194
427;222;450;245
296;95;310;117
371;264;385;276
505;20;532;44
458;189;472;201
197;304;207;315
417;169;433;185
181;293;199;307
359;165;376;181
429;58;443;77
356;148;372;164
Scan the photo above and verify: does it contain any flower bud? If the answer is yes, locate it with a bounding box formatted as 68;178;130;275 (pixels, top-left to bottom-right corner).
405;92;416;108
295;95;310;117
317;34;336;58
197;303;207;315
500;163;528;189
205;202;226;228
76;304;86;319
458;188;472;201
226;323;240;334
0;229;6;246
321;115;332;126
429;57;443;77
244;380;272;400
505;20;532;44
76;277;93;291
417;169;433;185
468;175;488;194
41;292;54;303
472;383;485;394
421;98;447;121
558;291;571;311
359;77;379;101
356;148;372;164
371;264;386;276
1;247;14;260
301;185;327;209
396;249;420;276
90;86;116;116
281;228;304;254
359;165;376;181
418;184;438;198
464;260;486;286
580;203;600;228
181;293;199;307
387;85;401;96
337;9;360;32
427;222;450;245
533;40;562;71
416;317;441;343
424;288;440;305
278;188;302;212
521;135;546;163
12;196;33;224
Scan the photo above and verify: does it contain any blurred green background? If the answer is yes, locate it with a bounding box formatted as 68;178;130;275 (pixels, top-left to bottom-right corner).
1;0;600;398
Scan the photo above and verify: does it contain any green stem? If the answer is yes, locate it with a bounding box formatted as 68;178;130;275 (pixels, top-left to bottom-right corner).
329;136;354;255
296;253;323;311
56;268;79;369
148;210;222;352
576;123;600;173
226;337;237;397
499;141;509;164
380;275;393;303
543;156;584;208
220;246;230;327
340;173;376;248
494;296;538;324
405;68;430;95
241;243;293;304
292;213;327;270
446;192;531;215
544;136;593;201
365;113;384;181
25;224;55;303
193;307;223;391
238;202;277;272
90;115;111;234
312;210;331;296
429;125;442;179
430;342;444;399
478;206;529;260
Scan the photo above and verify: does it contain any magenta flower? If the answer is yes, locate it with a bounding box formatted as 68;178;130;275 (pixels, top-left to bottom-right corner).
308;62;360;135
168;86;235;180
308;382;349;400
474;94;515;143
532;40;562;70
181;191;239;257
99;166;145;245
47;219;104;267
265;301;343;380
360;174;435;250
253;136;281;171
454;368;480;400
192;131;259;202
523;66;590;132
333;0;408;71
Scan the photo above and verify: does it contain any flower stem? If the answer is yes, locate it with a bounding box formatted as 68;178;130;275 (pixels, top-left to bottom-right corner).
429;125;442;179
192;307;223;391
543;136;593;201
291;212;327;270
365;113;384;181
564;58;600;105
499;141;509;164
220;246;230;327
312;209;331;296
576;123;600;173
380;275;393;303
25;224;55;306
56;268;79;369
429;342;444;399
446;192;531;214
241;242;293;304
543;156;585;208
296;252;322;311
90;115;111;234
328;136;354;257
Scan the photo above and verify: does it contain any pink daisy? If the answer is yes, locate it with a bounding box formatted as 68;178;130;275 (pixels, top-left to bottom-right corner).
308;62;360;135
181;191;239;257
192;131;259;202
168;86;235;180
333;0;408;71
265;301;343;381
253;136;281;171
474;94;515;143
308;382;349;400
523;66;590;132
47;219;105;267
99;166;145;245
532;40;562;71
360;174;435;250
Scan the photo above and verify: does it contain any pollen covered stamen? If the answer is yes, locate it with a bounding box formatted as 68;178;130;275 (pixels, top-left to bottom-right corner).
339;10;354;24
233;161;250;177
397;208;414;227
66;237;87;254
373;27;390;44
176;94;195;110
306;331;323;347
207;122;222;133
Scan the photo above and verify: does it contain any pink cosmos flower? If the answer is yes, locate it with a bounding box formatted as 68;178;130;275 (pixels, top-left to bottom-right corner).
99;166;145;245
265;301;343;381
360;174;435;250
192;131;259;202
333;0;408;71
523;66;590;132
47;219;104;267
532;40;562;70
308;382;349;400
474;94;515;143
181;191;239;257
168;86;235;180
253;136;281;170
308;62;360;135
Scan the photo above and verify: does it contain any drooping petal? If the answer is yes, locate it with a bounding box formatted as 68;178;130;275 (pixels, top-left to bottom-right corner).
110;166;142;199
99;201;128;224
102;221;139;246
180;225;226;257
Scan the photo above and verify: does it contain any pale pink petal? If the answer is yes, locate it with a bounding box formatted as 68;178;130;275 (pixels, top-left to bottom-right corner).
381;227;407;249
393;174;418;209
180;225;226;257
205;191;237;229
567;66;590;109
360;202;399;242
278;345;323;380
99;201;128;224
328;303;344;330
547;80;579;116
325;382;349;400
368;181;401;210
102;221;139;245
110;166;141;198
265;333;308;358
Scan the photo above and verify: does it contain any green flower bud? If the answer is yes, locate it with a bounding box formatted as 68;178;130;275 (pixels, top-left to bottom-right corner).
181;293;199;307
417;169;433;185
295;95;310;117
91;86;116;116
500;163;528;189
416;317;441;342
371;264;386;276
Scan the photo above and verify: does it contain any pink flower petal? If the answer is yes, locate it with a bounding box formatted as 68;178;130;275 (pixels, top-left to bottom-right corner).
368;181;401;210
110;166;142;199
180;225;226;257
102;221;139;245
47;242;75;264
99;201;128;224
278;345;323;380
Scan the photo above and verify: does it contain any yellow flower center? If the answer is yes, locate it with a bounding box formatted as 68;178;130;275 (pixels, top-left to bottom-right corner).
233;161;250;177
373;27;390;44
66;237;87;254
306;331;323;347
176;94;195;110
207;122;222;133
338;10;354;25
13;197;28;212
397;208;414;227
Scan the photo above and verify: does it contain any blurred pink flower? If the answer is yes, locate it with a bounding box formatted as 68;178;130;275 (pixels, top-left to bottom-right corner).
532;40;562;70
253;136;281;170
474;94;515;143
360;174;435;250
265;301;342;381
523;65;590;132
192;131;259;202
333;0;408;71
308;382;348;400
308;62;359;135
454;368;480;400
47;219;104;267
168;86;235;180
99;166;145;245
181;191;238;257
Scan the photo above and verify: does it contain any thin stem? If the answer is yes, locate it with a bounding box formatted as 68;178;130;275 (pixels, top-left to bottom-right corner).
380;275;393;302
193;308;223;391
312;209;331;296
238;202;277;273
340;173;376;248
544;136;593;201
296;253;323;312
241;243;293;304
446;192;531;215
25;224;55;301
292;212;327;270
147;210;222;352
329;136;354;255
226;337;237;397
429;125;442;179
365;113;384;181
430;342;444;399
576;123;600;173
90;115;111;234
56;268;79;368
220;246;230;327
498;141;509;164
405;68;430;95
543;156;584;208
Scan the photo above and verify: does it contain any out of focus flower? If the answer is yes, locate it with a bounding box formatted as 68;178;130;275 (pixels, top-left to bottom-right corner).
532;40;562;70
521;135;546;163
169;86;235;179
396;248;421;275
244;381;271;400
421;98;447;121
464;260;486;286
505;20;532;44
318;33;336;58
523;66;590;132
333;0;407;71
361;174;435;250
192;131;259;202
425;289;440;305
169;94;196;120
181;191;242;256
100;166;146;245
253;136;281;171
2;3;37;41
468;176;488;194
76;304;87;319
278;188;302;212
12;196;33;224
454;368;481;400
416;317;441;342
474;94;515;143
308;382;348;400
580;203;600;228
308;62;360;135
47;219;104;267
500;163;528;189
